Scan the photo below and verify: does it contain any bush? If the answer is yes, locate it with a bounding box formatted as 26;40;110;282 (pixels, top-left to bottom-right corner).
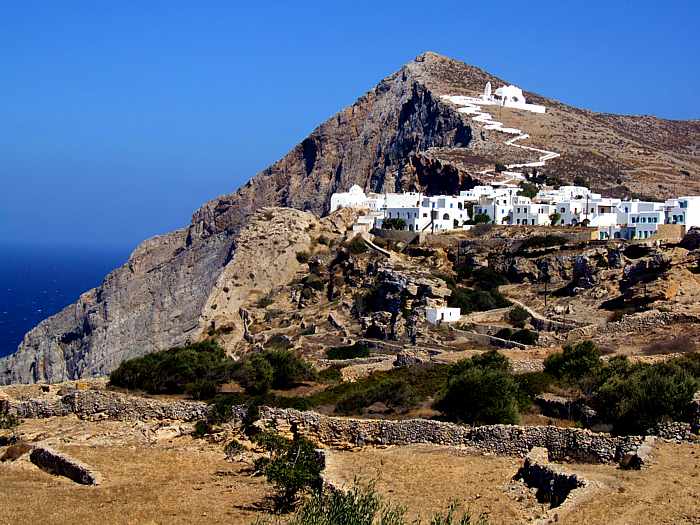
279;481;486;525
595;362;698;434
318;366;343;383
335;377;417;415
549;212;561;227
296;251;310;264
326;342;370;360
472;212;491;224
518;181;539;199
109;341;237;395
253;431;323;512
514;371;554;410
239;354;275;395
238;350;316;395
510;329;539;346
382;218;407;230
184;379;219;400
471;267;509;290
509;306;530;328
448;287;511;314
434;366;520;425
543;340;601;381
303;274;326;291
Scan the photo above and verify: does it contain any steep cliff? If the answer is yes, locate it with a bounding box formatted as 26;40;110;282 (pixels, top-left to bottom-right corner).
0;52;474;384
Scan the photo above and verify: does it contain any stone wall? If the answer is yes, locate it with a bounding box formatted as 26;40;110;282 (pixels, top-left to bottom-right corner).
258;407;646;464
30;446;101;485
6;390;210;422
6;389;686;466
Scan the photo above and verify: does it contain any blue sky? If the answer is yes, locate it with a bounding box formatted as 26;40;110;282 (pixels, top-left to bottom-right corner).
1;1;698;250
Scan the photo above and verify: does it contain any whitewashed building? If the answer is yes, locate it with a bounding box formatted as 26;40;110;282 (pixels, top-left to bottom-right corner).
426;306;461;324
378;194;471;232
665;196;700;229
513;200;555;226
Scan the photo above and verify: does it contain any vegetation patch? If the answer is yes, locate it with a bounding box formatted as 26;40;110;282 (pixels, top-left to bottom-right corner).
325;342;370;360
109;341;237;397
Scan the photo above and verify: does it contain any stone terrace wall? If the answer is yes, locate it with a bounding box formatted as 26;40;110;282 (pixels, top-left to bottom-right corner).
5;390;211;422
258;407;645;463
3;390;658;464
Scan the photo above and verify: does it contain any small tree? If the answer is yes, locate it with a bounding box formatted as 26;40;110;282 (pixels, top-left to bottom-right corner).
472;213;491;224
544;340;601;381
435;366;519;424
382;218;407;230
549;212;561;226
509;305;530;328
253;431;323;512
518;181;539;199
239;354;274;395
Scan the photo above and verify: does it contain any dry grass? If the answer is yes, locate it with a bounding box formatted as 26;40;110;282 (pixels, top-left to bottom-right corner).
0;418;273;525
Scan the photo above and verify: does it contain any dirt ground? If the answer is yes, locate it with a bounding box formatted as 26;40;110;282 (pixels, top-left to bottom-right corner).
323;442;700;525
0;417;273;525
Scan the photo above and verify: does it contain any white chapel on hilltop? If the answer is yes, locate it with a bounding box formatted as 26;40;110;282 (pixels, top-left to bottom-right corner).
481;81;546;114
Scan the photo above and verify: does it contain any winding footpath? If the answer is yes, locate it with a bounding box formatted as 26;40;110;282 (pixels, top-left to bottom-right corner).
441;94;560;182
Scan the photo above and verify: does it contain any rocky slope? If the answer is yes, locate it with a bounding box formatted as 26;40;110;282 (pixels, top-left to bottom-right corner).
3;51;699;384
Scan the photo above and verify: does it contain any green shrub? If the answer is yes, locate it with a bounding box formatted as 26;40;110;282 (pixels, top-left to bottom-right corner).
326;342;370;360
447;287;511;314
303;274;326;291
595;362;698;434
224;439;245;458
472;212;491;224
434;366;519;425
109;341;237;395
549;212;561;227
193;419;213;437
449;350;510;377
494;327;513;340
184;379;219;400
239;354;275;395
510;329;539;346
509;306;530;328
277;481;487;525
318;366;343;383
471;267;509;290
382;218;407;230
544;340;601;381
518;181;539;199
296;251;310;264
335;377;417;415
253;431;323;512
514;371;554;410
238;350;316;395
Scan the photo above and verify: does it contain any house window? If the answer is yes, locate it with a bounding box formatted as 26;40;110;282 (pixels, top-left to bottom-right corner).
422;213;427;218
560;208;565;213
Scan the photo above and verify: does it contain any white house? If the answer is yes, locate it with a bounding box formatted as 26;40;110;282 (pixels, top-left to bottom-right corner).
513;200;555;226
535;185;597;204
426;306;461;325
378;194;471;232
665;196;700;229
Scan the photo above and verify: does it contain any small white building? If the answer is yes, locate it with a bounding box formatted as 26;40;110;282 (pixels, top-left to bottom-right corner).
513;200;555;226
378;194;471;232
665;196;700;229
426;306;461;325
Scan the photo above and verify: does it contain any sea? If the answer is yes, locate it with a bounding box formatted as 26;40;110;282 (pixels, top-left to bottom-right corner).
0;242;129;358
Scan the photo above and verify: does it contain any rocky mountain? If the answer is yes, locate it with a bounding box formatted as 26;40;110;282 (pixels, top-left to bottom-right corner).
3;51;699;384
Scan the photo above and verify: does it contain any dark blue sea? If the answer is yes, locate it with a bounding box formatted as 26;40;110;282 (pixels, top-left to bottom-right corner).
0;243;129;358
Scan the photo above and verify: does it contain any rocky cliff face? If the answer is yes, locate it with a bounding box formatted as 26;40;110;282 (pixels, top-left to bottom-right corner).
1;52;474;384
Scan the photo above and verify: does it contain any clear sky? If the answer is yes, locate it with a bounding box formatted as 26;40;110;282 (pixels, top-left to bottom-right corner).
2;1;698;250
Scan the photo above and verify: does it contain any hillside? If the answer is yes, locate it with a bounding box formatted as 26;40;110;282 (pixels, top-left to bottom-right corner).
2;51;700;384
